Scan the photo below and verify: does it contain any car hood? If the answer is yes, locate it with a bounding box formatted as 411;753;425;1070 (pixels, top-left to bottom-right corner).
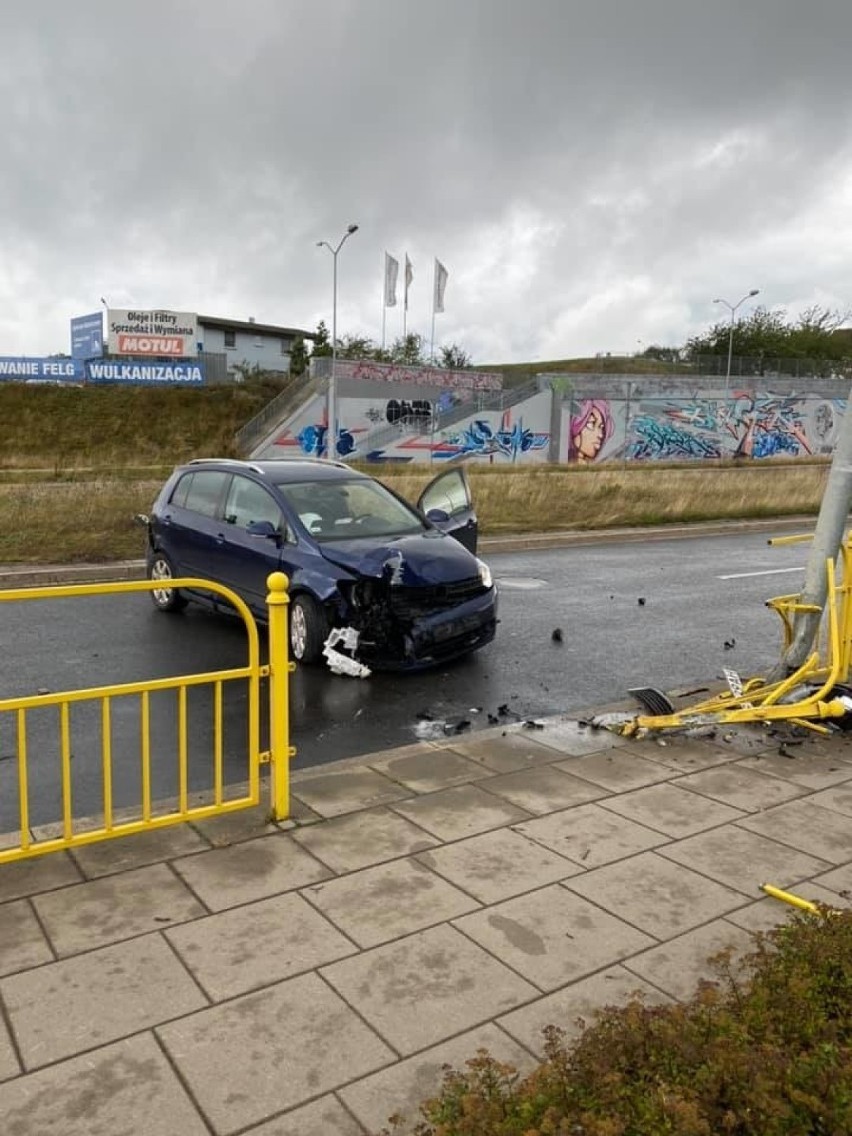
321;530;480;586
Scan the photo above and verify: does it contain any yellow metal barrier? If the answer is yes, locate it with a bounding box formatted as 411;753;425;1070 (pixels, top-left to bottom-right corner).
0;572;295;864
618;533;852;735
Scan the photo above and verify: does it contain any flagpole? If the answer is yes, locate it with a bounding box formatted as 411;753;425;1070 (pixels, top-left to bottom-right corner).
430;258;447;367
403;254;411;344
381;252;387;353
429;258;436;365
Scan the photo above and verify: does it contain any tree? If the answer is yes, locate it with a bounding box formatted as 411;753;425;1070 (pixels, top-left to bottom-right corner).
289;336;308;377
312;320;331;357
337;333;376;360
387;332;426;365
685;305;851;372
640;344;681;363
439;343;472;369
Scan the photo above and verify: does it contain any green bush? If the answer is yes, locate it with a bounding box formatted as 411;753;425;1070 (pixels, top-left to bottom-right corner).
392;910;852;1136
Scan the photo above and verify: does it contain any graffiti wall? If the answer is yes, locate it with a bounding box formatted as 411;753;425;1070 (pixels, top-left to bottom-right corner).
256;385;846;466
559;393;846;463
261;390;552;464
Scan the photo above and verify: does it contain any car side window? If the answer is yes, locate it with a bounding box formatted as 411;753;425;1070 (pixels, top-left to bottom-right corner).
169;473;193;508
224;476;284;532
181;471;229;519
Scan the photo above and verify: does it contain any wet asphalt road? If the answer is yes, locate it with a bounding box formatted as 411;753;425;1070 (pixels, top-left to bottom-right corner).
1;532;809;827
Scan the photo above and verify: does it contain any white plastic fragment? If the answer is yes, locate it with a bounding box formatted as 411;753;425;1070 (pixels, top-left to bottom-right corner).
723;667;744;697
589;711;639;730
323;627;371;678
385;550;405;585
414;719;450;739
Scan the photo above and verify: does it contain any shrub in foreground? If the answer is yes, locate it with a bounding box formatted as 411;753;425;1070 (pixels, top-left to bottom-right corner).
390;910;852;1136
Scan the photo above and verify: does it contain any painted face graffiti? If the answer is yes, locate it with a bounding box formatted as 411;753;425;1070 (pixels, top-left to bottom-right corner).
569;400;613;463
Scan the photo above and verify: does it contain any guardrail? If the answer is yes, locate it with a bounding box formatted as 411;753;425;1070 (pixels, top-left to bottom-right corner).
0;573;295;864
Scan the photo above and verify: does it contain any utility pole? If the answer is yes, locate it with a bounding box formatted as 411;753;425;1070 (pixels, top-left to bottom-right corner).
767;382;852;680
316;224;359;459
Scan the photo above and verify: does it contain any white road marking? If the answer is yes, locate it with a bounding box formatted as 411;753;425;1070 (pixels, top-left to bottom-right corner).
717;566;804;580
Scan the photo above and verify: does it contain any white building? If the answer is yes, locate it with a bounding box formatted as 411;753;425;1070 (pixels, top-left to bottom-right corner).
198;315;313;379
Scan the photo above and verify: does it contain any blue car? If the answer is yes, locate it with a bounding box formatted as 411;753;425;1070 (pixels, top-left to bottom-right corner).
141;458;497;669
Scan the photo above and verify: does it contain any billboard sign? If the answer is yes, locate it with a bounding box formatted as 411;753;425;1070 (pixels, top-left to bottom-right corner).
0;357;83;382
70;312;104;360
107;308;198;357
85;360;205;385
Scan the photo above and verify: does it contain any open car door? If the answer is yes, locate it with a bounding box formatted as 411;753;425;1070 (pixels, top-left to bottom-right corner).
417;467;478;554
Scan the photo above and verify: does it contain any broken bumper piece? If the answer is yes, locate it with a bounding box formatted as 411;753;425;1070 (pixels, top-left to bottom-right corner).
323;627;372;678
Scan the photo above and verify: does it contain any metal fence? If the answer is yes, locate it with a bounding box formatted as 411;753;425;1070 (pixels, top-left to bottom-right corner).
0;574;295;864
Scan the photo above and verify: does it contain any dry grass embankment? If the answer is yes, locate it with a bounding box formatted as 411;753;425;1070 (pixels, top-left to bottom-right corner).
380;461;828;534
0;462;827;566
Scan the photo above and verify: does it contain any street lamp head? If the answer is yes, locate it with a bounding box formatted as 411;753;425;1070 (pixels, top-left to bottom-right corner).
316;241;324;248
748;289;759;297
712;298;722;304
347;223;359;235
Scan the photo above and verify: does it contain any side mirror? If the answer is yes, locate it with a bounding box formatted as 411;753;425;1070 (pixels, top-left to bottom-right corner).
247;520;279;540
426;507;450;524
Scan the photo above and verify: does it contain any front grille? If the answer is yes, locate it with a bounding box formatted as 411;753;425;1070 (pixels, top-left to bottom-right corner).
390;576;487;618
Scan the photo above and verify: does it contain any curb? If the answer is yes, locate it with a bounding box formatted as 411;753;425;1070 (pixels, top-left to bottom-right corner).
0;515;816;589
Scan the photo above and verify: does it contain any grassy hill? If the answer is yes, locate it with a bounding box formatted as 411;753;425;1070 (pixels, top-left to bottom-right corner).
0;377;293;470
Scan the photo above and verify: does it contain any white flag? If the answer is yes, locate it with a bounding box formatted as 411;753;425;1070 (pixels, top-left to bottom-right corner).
433;259;449;314
384;253;399;308
404;254;413;310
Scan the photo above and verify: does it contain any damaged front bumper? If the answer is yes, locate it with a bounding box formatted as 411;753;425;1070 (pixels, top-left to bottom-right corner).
403;587;498;668
344;580;498;671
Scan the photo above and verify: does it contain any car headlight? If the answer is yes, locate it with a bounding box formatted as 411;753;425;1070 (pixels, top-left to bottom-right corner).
476;558;493;589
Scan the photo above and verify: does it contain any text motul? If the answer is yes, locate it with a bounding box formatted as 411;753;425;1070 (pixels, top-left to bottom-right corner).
117;334;184;355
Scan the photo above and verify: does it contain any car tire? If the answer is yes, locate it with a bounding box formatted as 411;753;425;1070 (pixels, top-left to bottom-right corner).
289;593;329;664
147;551;187;613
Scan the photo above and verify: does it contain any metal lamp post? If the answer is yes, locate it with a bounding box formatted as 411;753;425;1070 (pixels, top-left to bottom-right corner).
712;288;759;398
316;224;359;459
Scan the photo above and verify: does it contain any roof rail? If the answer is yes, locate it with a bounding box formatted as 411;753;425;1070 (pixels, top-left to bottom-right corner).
260;456;351;470
187;457;265;474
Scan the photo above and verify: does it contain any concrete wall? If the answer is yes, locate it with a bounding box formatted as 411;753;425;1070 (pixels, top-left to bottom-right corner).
253;370;850;464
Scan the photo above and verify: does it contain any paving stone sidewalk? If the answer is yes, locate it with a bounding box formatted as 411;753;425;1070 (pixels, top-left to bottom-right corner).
1;714;851;1135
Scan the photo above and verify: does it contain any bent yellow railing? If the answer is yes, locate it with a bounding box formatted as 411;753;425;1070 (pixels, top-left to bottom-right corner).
0;572;295;864
619;533;852;735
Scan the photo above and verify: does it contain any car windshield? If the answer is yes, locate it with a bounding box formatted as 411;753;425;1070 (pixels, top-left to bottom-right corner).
274;477;426;542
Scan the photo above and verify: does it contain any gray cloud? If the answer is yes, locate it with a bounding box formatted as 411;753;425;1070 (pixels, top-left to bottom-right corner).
1;0;850;361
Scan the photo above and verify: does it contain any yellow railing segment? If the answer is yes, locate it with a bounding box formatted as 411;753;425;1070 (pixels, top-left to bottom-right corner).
0;574;295;864
621;533;852;735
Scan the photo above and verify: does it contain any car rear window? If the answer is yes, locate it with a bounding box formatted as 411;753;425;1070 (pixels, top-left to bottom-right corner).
174;471;228;519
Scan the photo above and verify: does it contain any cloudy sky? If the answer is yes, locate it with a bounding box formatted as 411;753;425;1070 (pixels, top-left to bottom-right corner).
2;0;851;364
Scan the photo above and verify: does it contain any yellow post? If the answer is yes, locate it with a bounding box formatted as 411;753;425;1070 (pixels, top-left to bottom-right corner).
266;572;293;820
760;883;820;914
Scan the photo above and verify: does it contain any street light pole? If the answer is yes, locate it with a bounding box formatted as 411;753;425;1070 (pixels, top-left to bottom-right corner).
317;224;359;459
712;288;759;398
